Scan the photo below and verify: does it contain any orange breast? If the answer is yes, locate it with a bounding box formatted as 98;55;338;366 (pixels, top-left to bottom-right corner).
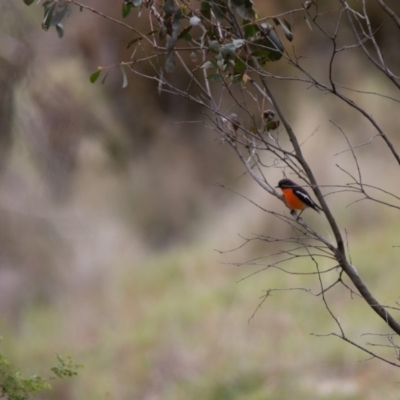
281;188;306;210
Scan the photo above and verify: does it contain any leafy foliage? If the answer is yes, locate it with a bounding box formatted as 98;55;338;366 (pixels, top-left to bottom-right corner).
27;0;292;77
51;354;82;379
123;0;142;18
41;1;71;35
0;350;81;400
90;69;102;83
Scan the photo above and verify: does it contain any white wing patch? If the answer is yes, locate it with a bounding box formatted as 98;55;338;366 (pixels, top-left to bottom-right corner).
294;189;313;206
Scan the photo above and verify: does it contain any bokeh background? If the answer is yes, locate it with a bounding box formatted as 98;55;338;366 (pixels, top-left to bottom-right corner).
1;1;400;399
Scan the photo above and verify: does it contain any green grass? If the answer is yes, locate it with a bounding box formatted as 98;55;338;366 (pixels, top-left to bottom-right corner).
2;227;400;400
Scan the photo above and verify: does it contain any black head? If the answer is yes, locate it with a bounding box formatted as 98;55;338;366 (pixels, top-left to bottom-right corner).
276;179;296;189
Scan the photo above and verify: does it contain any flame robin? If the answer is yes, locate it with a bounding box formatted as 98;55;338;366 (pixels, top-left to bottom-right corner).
276;178;323;218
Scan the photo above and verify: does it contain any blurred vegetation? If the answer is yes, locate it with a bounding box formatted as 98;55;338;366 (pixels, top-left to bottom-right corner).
0;0;399;399
0;350;80;400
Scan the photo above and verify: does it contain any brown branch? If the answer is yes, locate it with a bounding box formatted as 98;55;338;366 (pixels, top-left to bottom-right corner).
375;0;400;29
250;56;400;336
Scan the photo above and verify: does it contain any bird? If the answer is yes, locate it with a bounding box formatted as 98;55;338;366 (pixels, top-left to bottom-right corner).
276;178;323;218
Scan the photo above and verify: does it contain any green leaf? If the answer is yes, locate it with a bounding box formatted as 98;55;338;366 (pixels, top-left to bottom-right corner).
51;354;82;379
126;37;142;49
200;0;211;19
281;20;293;41
250;24;284;62
23;0;35;5
267;28;284;54
230;0;255;19
120;65;128;88
274;18;293;41
282;18;292;31
42;2;71;33
55;23;64;38
90;70;101;83
242;20;259;39
231;74;243;84
122;0;142;17
209;40;220;53
122;3;133;17
232;39;245;48
219;43;236;58
207;74;223;82
178;25;192;41
304;14;313;31
235;4;255;20
51;4;71;24
201;60;215;69
216;58;225;69
101;71;109;84
189;52;197;62
233;56;247;75
210;0;228;21
42;3;56;31
250;48;278;63
265;120;280;131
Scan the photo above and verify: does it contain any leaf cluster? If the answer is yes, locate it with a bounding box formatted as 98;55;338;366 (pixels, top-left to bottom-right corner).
24;0;293;84
0;351;81;400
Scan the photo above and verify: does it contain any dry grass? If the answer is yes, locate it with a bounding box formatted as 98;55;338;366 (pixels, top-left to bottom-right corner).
2;223;400;400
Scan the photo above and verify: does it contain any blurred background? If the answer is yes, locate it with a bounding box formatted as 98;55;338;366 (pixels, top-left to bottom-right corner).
1;0;400;399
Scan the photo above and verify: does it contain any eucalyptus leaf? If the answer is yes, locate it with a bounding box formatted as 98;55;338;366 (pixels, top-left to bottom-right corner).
55;23;64;38
42;2;71;33
201;60;215;69
219;43;236;58
90;70;101;84
207;74;223;82
120;65;129;88
274;18;293;41
101;71;109;85
189;52;197;62
200;0;211;20
210;0;228;21
50;3;71;26
209;40;220;53
243;20;259;39
178;26;192;41
42;3;55;31
233;57;247;75
122;3;133;18
235;4;255;20
267;29;284;53
232;39;245;48
126;37;143;49
304;14;313;31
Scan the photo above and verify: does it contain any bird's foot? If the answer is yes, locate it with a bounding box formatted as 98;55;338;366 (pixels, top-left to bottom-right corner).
290;209;303;221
